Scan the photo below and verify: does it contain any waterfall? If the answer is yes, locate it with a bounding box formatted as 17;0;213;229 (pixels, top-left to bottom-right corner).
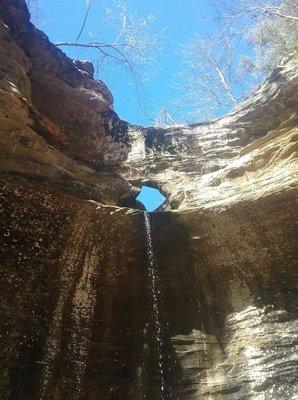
144;212;167;399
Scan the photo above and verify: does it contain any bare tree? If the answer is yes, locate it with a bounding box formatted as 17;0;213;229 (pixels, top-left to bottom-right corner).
55;0;162;85
174;35;243;122
243;0;298;73
218;0;298;73
26;0;162;88
154;107;176;127
176;0;298;122
218;0;298;23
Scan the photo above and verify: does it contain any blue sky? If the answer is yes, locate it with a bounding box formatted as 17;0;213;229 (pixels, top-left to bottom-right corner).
136;186;166;212
30;0;240;126
28;0;262;211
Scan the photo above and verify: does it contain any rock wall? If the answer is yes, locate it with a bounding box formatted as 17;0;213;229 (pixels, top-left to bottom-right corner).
124;54;297;210
0;178;148;400
149;201;297;399
0;0;133;205
1;177;296;400
0;1;297;399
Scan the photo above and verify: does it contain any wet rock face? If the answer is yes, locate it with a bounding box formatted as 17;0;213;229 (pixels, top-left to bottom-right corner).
0;179;149;400
0;180;296;400
149;204;297;399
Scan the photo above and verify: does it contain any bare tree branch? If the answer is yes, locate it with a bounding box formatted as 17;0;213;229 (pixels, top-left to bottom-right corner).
264;9;298;21
174;0;297;122
55;41;140;81
75;0;93;43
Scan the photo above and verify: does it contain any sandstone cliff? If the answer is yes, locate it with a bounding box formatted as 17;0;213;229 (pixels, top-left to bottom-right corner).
0;1;297;399
124;54;297;211
0;0;133;205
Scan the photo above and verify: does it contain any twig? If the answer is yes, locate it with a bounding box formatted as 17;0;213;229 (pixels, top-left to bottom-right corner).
75;0;93;43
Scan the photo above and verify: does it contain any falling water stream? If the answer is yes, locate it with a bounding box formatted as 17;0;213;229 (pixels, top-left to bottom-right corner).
144;212;168;400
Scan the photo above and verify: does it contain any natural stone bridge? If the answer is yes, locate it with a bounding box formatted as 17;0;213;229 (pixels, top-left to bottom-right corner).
0;1;297;399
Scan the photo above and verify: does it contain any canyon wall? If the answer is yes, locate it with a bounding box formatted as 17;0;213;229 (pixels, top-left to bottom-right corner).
0;0;134;205
124;54;297;211
0;1;297;399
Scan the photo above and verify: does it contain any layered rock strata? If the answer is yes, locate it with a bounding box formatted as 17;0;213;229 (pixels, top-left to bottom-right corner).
0;0;133;204
124;54;297;210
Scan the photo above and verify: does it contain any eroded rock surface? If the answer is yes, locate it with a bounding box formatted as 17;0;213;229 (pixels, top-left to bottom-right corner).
0;0;133;205
124;54;298;210
1;179;296;400
149;203;297;399
0;1;297;399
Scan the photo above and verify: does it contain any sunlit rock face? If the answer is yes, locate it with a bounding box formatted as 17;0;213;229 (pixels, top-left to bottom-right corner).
0;1;297;399
124;54;298;210
148;205;297;399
